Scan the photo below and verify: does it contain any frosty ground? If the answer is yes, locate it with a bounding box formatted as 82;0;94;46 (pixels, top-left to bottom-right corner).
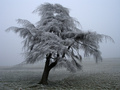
0;58;120;90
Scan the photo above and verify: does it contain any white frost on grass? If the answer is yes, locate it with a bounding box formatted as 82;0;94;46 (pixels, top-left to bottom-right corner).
0;58;120;89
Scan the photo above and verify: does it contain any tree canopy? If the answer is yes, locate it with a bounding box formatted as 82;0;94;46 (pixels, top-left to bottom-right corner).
6;3;114;72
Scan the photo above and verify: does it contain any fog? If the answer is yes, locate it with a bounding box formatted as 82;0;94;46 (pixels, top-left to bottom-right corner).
0;0;120;66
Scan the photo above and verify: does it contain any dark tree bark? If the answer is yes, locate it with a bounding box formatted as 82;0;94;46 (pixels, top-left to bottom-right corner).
39;53;59;85
39;53;51;85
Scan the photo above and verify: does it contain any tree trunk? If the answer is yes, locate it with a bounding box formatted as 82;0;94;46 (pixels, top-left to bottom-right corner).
39;63;50;85
39;53;59;85
39;53;51;85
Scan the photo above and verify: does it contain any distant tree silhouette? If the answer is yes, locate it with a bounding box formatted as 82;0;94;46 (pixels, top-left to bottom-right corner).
6;3;114;85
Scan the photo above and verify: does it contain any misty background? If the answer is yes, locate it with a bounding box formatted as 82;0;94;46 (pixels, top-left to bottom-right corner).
0;0;120;66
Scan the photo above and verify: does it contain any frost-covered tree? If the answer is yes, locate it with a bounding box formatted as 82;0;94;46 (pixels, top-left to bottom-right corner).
6;3;113;85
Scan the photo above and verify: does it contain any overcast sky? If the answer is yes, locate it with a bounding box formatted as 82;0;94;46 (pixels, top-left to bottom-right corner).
0;0;120;66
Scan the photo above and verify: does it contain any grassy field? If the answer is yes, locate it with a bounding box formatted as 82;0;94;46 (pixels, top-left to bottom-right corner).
0;58;120;90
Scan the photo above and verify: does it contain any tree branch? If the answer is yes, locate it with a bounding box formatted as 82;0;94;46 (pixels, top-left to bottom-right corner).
49;54;59;70
62;42;75;58
77;41;98;52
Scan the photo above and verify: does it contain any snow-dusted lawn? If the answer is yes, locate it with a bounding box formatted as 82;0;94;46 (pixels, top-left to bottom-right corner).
0;58;120;89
